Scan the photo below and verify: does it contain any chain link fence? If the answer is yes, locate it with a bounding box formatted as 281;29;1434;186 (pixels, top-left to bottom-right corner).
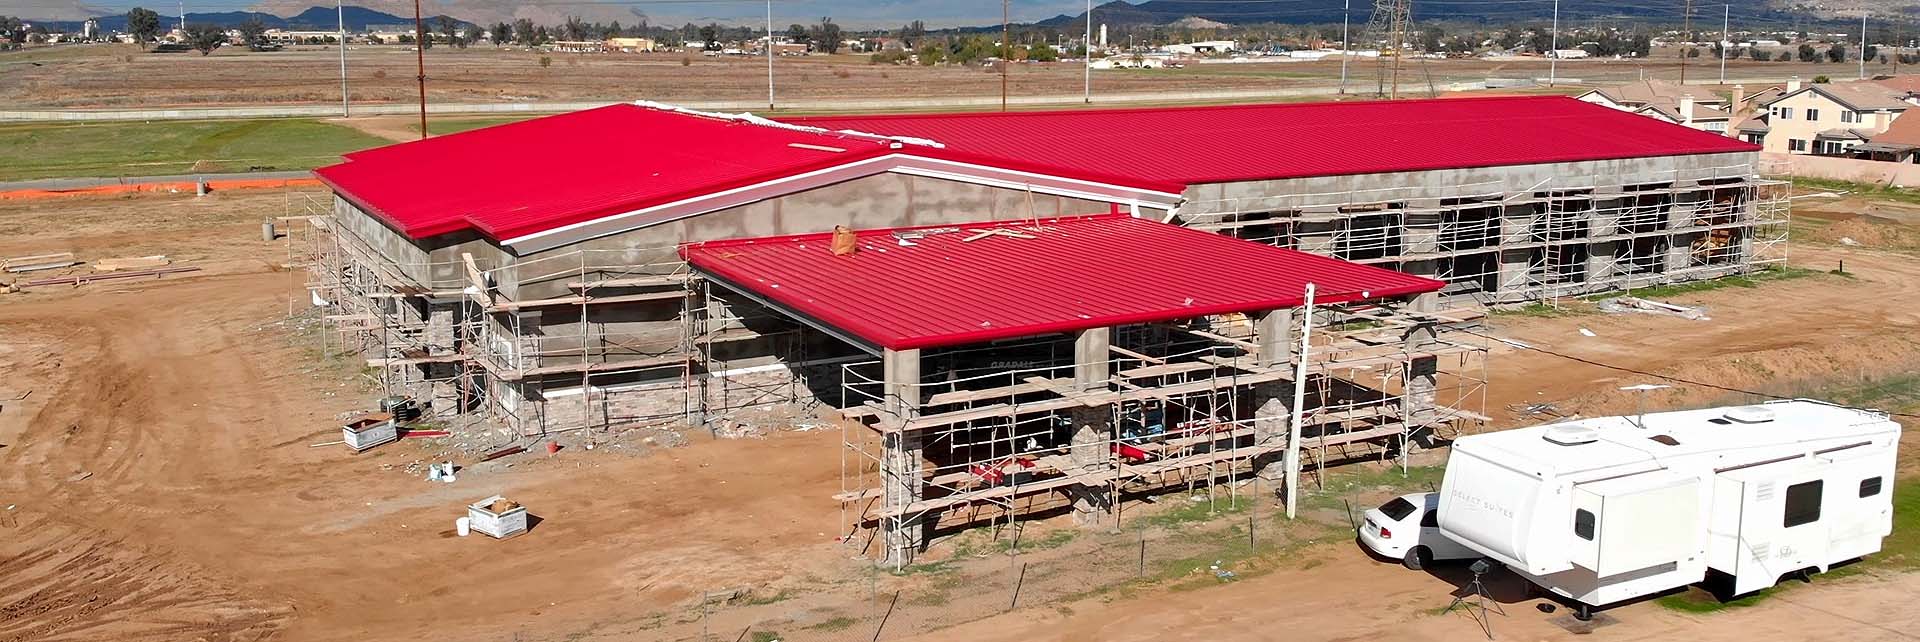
645;468;1438;642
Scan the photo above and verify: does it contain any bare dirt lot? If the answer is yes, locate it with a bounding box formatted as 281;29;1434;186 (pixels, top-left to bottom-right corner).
0;42;1888;110
0;187;1917;642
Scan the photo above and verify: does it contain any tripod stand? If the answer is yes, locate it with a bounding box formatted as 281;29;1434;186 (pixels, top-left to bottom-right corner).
1443;559;1507;639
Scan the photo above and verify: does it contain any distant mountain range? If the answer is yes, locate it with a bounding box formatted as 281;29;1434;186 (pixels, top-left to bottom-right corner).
34;6;466;32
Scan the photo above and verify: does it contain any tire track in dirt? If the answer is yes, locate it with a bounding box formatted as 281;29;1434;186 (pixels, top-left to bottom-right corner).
0;273;302;642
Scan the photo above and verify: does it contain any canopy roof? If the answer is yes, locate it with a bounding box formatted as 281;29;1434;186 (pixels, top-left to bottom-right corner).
681;214;1445;352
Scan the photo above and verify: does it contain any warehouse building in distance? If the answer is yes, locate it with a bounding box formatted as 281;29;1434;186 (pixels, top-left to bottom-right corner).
304;96;1786;565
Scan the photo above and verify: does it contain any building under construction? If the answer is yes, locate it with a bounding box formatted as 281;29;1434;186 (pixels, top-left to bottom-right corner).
302;96;1785;565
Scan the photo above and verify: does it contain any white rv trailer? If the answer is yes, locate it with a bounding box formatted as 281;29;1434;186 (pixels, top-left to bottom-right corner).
1437;399;1899;614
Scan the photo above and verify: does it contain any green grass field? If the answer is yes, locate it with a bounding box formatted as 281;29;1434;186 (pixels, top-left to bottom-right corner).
0;118;393;181
422;116;538;136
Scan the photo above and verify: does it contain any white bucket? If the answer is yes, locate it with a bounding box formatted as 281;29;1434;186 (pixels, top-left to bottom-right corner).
455;516;471;537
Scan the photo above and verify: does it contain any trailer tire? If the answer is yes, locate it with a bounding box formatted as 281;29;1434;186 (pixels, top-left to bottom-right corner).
1402;546;1431;570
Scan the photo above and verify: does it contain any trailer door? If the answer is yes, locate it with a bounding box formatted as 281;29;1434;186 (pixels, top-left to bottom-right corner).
1723;461;1833;595
1819;446;1895;564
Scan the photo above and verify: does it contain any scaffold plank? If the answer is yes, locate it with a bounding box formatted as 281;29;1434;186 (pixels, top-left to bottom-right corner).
486;290;685;312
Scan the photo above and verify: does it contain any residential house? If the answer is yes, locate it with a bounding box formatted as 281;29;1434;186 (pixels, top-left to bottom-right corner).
1758;78;1910;155
1576;78;1732;133
1859;110;1920;163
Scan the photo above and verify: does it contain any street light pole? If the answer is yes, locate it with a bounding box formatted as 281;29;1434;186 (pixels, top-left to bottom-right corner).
1860;13;1869;80
765;0;774;110
1720;5;1728;83
338;0;349;118
1548;0;1560;87
1338;0;1351;94
1083;0;1092;103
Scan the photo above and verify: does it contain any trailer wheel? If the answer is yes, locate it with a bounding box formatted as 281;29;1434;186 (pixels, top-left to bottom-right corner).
1402;546;1431;570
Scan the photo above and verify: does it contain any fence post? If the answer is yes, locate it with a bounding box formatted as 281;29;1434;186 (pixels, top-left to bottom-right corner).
1137;530;1147;576
871;590;900;642
1010;562;1028;610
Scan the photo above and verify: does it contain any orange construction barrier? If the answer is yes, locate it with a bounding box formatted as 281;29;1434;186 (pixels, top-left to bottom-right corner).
0;177;321;201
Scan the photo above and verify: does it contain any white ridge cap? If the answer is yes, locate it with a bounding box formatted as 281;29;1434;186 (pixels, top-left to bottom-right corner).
630;100;946;149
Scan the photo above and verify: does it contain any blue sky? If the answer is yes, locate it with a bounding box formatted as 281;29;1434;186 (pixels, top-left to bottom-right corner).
1;0;1100;27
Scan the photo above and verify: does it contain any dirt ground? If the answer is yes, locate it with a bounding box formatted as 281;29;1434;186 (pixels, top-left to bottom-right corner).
0;42;1886;109
2;187;1919;642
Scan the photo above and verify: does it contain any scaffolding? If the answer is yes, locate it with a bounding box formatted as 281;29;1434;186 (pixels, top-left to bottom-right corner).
292;192;834;439
1181;164;1791;306
834;303;1489;568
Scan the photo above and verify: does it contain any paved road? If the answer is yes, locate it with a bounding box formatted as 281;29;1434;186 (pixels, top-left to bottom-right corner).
0;87;1362;122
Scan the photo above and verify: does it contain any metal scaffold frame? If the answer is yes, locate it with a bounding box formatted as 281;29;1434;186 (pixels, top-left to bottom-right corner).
291;193;832;439
834;303;1489;569
1180;163;1790;306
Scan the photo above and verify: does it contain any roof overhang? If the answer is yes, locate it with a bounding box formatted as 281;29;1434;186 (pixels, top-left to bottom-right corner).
681;214;1444;353
500;153;1185;254
1856;141;1919;153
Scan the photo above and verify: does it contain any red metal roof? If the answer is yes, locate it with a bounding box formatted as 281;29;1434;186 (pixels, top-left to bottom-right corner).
680;214;1444;351
782;95;1760;186
319;96;1759;243
314;104;908;240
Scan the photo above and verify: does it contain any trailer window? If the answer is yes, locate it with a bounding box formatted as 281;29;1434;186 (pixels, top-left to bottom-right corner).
1574;509;1596;541
1784;480;1824;527
1421;510;1439;528
1860;477;1883;498
1379;498;1418;521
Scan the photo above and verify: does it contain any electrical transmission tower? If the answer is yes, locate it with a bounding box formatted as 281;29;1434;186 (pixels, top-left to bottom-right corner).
1365;0;1414;98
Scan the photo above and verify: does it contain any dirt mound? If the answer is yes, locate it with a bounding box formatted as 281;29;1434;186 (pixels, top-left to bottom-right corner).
1802;217;1920;251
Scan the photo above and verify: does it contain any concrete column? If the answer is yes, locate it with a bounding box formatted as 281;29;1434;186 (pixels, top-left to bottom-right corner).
1403;200;1443;256
1401;295;1440;430
1069;328;1112;527
880;348;924;568
1497;248;1534;301
1073;328;1110;391
1666;235;1696;273
1586;241;1615;284
1251;309;1293;483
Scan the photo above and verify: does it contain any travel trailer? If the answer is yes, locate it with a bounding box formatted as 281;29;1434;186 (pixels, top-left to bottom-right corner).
1437;400;1900;616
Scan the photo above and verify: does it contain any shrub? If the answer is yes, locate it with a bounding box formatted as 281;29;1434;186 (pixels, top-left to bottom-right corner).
538;55;552;68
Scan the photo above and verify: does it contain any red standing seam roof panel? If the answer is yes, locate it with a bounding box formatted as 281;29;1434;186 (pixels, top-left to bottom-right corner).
681;214;1444;351
313;103;903;240
781;95;1761;186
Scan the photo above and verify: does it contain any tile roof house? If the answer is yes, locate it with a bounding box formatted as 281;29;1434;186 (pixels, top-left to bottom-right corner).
1577;78;1735;134
1753;78;1911;155
1861;106;1920;163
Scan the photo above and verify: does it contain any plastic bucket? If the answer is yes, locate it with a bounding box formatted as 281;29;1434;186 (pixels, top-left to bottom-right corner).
455;516;471;537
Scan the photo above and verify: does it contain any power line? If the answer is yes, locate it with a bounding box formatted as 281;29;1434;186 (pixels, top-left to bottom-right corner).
1457;327;1920;420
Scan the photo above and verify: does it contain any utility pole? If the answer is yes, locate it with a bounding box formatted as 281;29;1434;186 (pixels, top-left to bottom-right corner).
338;0;349;118
1338;0;1351;94
1720;4;1728;83
1001;0;1010;112
413;0;426;139
765;0;774;110
1083;0;1092;103
1680;0;1693;85
1548;0;1560;87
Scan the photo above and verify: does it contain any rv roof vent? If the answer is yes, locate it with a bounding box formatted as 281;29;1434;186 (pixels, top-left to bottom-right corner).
1543;424;1600;446
1723;406;1776;424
